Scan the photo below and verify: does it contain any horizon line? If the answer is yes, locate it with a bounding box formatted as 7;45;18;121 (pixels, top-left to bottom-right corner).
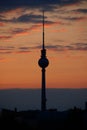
0;87;87;90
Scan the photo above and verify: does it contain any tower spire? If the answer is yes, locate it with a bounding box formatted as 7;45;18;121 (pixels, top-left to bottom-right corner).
43;10;45;50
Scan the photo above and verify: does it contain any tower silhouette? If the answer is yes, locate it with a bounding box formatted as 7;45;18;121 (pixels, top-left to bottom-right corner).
38;11;49;111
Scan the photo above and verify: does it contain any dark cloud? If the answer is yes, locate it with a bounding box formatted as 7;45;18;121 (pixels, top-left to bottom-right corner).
47;45;64;51
0;36;12;39
0;0;81;6
0;0;83;13
0;43;87;55
73;43;87;51
0;51;12;54
16;50;30;54
19;47;30;50
0;15;5;19
66;43;87;51
12;14;45;23
74;9;87;14
18;47;31;53
36;43;87;51
0;46;31;54
0;46;14;51
0;0;85;25
0;46;14;54
11;28;29;35
0;13;54;24
17;14;41;23
59;16;85;21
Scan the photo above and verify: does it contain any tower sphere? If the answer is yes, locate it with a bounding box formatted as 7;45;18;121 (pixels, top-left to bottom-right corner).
38;57;49;68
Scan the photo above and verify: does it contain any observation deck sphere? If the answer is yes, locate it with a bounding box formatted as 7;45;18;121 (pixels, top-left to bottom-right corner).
38;57;49;68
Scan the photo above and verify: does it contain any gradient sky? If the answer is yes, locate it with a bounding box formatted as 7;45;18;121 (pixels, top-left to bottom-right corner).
0;0;87;89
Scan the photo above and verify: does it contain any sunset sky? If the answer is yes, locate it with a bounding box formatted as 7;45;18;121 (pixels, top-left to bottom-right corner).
0;0;87;89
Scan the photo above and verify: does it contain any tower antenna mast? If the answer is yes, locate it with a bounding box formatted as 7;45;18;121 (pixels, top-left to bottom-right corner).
43;10;45;50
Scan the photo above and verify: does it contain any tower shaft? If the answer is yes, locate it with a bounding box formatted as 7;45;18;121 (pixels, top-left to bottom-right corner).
41;68;46;111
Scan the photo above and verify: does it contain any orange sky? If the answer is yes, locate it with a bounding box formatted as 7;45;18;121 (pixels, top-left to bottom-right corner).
0;0;87;89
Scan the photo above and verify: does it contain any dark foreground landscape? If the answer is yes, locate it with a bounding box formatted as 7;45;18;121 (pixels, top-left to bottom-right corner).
0;107;87;130
0;89;87;129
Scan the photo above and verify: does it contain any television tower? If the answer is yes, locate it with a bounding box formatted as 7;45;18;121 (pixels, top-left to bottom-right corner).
38;11;49;111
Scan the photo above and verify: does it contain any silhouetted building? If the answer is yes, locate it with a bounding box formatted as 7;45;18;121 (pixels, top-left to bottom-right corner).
85;102;87;110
